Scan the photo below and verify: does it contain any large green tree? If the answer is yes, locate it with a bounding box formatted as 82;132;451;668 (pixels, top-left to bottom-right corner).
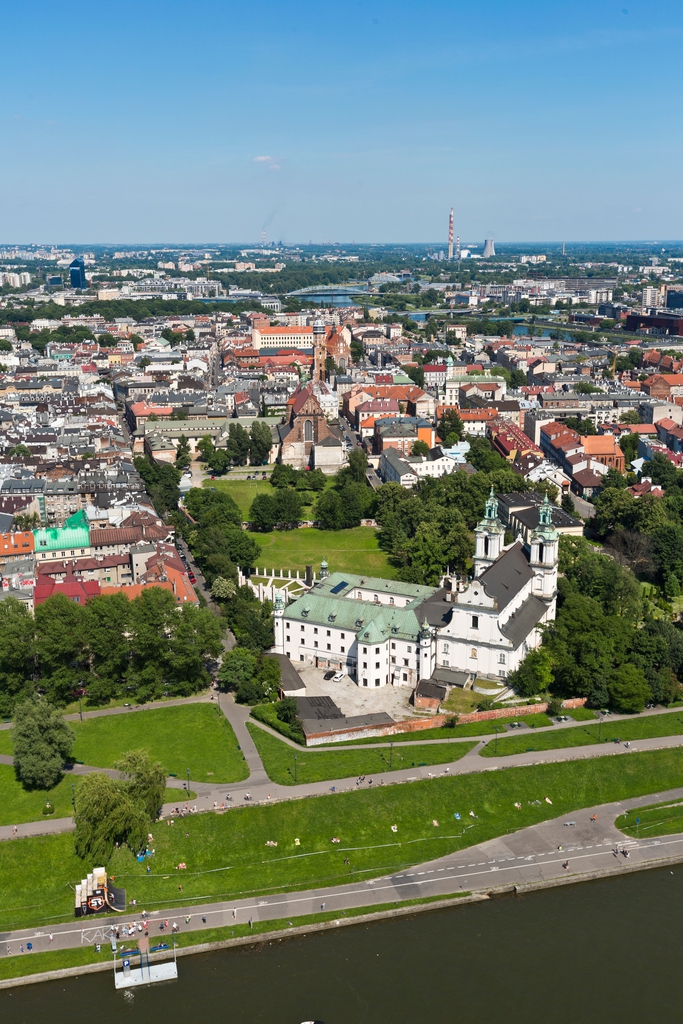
12;698;75;789
0;598;36;716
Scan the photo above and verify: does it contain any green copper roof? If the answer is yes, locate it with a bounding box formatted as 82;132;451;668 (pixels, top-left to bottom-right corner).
34;508;90;553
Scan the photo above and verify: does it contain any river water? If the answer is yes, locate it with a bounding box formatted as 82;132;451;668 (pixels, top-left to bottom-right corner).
3;868;682;1023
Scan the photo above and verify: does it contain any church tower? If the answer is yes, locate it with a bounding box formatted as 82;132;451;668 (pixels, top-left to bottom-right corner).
273;590;286;653
312;317;326;384
473;487;505;577
529;494;559;601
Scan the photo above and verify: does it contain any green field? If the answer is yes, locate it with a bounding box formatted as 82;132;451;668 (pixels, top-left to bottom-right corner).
247;723;477;784
248;525;393;577
3;747;683;932
616;798;683;839
481;710;683;758
71;704;249;783
0;729;12;755
205;477;273;517
0;764;78;826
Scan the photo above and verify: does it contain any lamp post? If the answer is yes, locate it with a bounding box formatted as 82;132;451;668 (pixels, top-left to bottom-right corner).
293;753;298;783
71;781;75;809
389;741;393;771
186;768;190;798
598;716;602;743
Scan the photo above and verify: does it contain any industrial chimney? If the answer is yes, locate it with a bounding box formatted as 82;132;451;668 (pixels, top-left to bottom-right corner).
448;208;454;260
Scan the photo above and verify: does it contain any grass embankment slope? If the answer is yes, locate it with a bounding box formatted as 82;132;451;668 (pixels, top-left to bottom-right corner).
248;526;393;577
3;747;683;932
481;710;683;758
617;798;683;839
246;723;477;784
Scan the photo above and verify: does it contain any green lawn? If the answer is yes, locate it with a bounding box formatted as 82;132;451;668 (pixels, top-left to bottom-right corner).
71;704;249;784
205;477;273;518
0;764;78;826
565;707;597;722
248;525;394;577
3;747;683;932
616;799;683;839
247;723;477;784
0;729;12;755
481;710;683;758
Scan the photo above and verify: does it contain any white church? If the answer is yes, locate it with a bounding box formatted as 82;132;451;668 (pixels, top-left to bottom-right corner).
273;490;559;686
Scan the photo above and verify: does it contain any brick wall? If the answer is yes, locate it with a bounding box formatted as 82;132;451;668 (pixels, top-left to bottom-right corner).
305;698;587;745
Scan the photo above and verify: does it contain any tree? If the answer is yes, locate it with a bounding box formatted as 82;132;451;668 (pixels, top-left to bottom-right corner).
561;493;576;516
175;435;191;468
249;492;278;531
276;696;300;726
412;440;430;456
226;423;251;465
274;488;303;527
347;448;368;483
608;665;651;714
8;444;31;458
197;435;215;462
0;598;36;717
135;456;181;515
619;409;641;425
436;409;463;446
114;749;166;820
249;421;273;465
12;697;75;789
74;772;150;862
219;647;258;691
315;489;345;530
509;369;528;388
35;594;88;704
618;432;640;466
211;576;236;600
508;647;553;698
138;356;151;369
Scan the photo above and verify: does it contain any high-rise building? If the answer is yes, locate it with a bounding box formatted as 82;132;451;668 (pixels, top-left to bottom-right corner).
482;239;495;258
69;257;87;289
643;285;664;309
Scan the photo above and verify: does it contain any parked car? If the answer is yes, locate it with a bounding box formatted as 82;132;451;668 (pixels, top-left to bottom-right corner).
332;671;345;682
188;572;196;584
323;670;335;680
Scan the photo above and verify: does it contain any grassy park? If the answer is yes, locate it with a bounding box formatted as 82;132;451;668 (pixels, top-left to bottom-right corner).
3;746;683;932
205;476;272;518
246;722;477;784
247;525;393;577
480;709;683;757
69;704;249;783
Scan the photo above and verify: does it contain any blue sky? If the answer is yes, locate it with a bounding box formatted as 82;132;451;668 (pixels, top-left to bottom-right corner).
0;0;681;243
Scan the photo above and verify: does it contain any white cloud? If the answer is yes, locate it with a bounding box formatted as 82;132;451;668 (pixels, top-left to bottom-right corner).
253;155;281;171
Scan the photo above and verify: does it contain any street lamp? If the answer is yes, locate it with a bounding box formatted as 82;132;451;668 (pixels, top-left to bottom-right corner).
293;753;298;783
186;768;190;798
389;741;393;771
71;781;75;809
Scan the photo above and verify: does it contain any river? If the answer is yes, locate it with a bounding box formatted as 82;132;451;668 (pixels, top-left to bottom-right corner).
3;868;682;1023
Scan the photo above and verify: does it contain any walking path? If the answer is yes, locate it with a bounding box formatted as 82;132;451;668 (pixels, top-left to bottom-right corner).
2;787;682;959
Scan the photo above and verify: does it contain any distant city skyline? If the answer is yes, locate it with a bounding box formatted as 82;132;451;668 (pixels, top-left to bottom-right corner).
1;0;681;243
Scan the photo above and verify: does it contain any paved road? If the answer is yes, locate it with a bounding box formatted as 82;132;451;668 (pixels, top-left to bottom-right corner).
2;787;682;959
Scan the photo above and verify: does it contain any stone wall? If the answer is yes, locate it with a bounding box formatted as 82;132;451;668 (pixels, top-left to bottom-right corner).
304;697;587;746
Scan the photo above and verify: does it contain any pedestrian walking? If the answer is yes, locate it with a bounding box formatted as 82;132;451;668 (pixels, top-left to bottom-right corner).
321;903;326;911
49;934;54;944
232;909;236;919
12;825;17;835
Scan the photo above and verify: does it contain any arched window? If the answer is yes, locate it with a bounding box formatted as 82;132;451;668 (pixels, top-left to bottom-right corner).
483;536;489;556
304;419;313;442
538;542;544;563
470;648;478;659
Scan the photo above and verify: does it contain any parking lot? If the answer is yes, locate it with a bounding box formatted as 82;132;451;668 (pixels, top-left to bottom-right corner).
294;664;418;720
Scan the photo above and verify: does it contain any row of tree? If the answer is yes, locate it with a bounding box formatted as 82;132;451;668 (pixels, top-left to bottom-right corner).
196;421;273;474
0;587;224;715
509;537;683;713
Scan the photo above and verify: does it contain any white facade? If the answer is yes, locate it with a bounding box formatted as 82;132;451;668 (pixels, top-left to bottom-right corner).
274;492;558;687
